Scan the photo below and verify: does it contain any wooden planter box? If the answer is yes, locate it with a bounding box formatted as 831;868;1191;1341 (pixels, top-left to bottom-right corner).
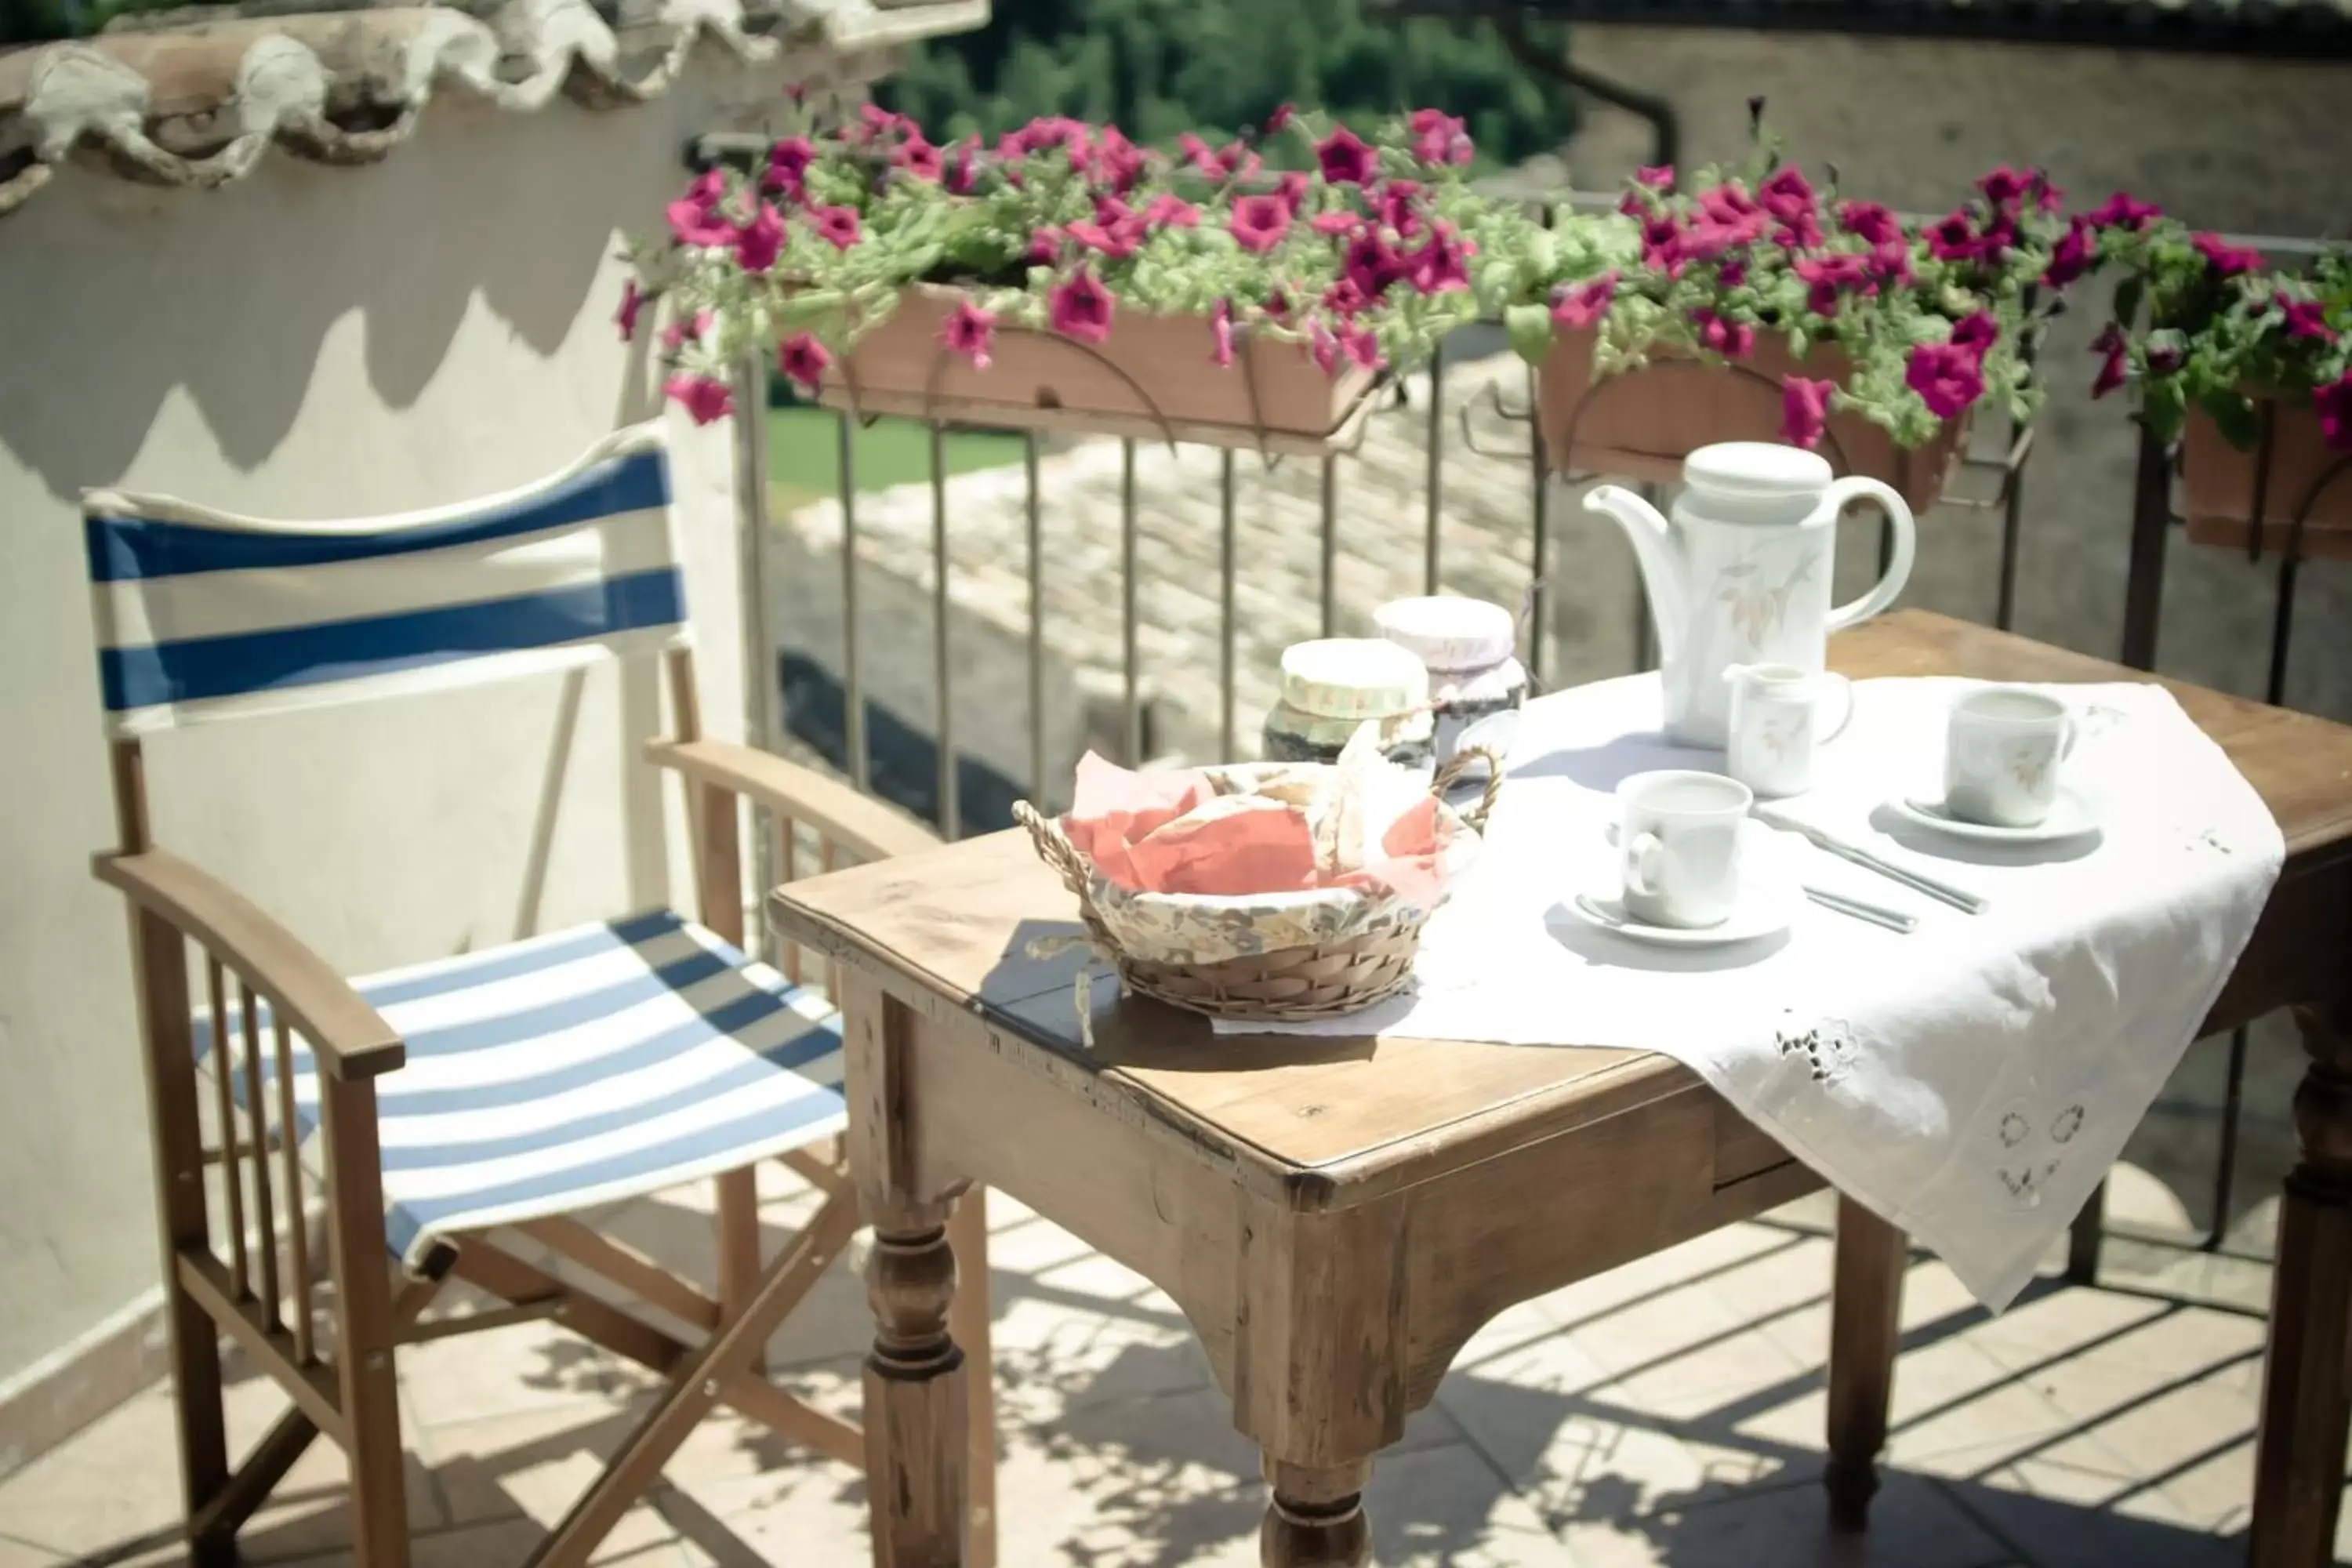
1536;327;1966;512
2181;400;2352;561
818;285;1380;453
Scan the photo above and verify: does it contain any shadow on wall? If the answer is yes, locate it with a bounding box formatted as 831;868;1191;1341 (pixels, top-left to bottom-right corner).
0;93;638;501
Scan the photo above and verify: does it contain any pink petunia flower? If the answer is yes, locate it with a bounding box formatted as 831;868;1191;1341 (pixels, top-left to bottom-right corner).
1316;126;1379;186
763;136;816;198
735;202;786;273
1310;323;1342;376
1781;376;1836;450
776;333;831;392
1218;140;1264;183
665;373;733;425
1275;171;1312;216
1909;341;1987;417
2086;192;2162;231
1409;108;1473;167
2045;218;2095;287
1345;230;1407;299
1836;200;1902;248
1719;260;1748;289
942;299;996;369
1065;218;1144;260
1091;125;1149;192
1145;193;1201;230
2031;172;2066;214
2278;294;2339;343
946;134;984;195
1375;179;1424;237
666;193;735;249
1027;226;1064;266
852;102;907;143
1692;308;1755;358
1635;165;1675;191
1976;165;2031;207
1323;278;1369;318
1759;166;1816;221
1050;271;1116;344
1550;271;1617;330
661;310;714;354
1406;223;1473;294
1926;211;1983;262
1211;299;1236;368
1642;215;1686;275
1266;103;1296;133
1178;132;1223;175
1871;238;1915;286
812;205;861;251
2193;232;2264;277
1341;325;1384;371
1311;210;1365;237
2317;371;2352;450
893;134;944;183
2089;330;2129;399
1229;194;1292;254
684;169;726;205
1795;252;1874;319
616;281;644;342
1949;311;2001;359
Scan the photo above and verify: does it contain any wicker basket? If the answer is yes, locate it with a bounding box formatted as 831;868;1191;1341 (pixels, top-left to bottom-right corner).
1013;751;1499;1024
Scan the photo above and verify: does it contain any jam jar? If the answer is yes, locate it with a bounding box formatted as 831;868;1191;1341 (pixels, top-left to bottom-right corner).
1372;596;1528;766
1260;638;1435;766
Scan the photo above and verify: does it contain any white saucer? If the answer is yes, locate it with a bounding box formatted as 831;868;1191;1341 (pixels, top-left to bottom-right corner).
1566;880;1796;948
1892;787;2100;844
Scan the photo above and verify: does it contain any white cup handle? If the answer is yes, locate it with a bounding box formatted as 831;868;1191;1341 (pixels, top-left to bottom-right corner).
1821;477;1917;632
1816;672;1857;744
1624;831;1666;898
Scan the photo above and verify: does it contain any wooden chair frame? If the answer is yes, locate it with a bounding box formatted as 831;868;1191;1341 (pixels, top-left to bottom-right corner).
93;644;997;1568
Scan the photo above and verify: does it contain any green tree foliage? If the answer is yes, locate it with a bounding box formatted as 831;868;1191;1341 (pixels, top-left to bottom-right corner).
877;0;1577;172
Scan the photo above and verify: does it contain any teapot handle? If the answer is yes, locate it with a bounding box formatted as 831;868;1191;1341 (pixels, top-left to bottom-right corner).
1821;477;1918;633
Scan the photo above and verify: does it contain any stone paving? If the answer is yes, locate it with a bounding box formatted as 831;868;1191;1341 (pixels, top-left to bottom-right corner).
0;1163;2319;1568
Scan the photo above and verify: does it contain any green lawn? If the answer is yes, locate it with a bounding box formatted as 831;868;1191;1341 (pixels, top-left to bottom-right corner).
767;405;1028;513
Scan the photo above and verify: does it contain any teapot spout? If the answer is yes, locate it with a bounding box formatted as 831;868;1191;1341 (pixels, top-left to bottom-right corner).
1584;484;1689;665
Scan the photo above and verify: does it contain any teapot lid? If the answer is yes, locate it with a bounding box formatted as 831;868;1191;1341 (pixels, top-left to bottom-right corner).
1684;441;1833;501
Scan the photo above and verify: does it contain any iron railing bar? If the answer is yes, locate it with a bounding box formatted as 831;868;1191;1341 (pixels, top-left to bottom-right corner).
2206;1025;2251;1253
1425;338;1445;594
1025;432;1046;801
732;355;779;960
837;412;869;794
1994;438;2024;631
931;423;957;840
1219;448;1238;762
1319;457;1339;638
1122;440;1142;764
1526;363;1551;684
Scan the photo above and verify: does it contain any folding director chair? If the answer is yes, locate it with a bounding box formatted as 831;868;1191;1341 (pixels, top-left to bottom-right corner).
82;423;995;1567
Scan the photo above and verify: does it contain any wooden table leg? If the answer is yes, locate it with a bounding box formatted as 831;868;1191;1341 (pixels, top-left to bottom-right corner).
1824;1196;1907;1532
2250;1003;2352;1568
1261;1458;1371;1568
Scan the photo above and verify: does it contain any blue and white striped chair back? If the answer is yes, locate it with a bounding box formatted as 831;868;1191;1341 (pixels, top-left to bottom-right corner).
84;424;688;736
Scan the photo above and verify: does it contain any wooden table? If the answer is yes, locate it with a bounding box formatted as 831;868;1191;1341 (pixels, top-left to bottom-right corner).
768;611;2352;1568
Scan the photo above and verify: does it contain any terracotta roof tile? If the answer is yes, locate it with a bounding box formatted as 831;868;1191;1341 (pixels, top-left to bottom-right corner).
0;0;986;218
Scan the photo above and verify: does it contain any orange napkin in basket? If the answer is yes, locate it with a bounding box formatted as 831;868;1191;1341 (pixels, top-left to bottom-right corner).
1061;751;1454;902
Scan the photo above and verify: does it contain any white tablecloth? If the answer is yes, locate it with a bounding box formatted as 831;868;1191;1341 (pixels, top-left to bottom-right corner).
1210;674;2285;1309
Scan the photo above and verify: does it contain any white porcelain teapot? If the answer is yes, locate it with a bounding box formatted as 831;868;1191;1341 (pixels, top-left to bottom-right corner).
1584;443;1916;748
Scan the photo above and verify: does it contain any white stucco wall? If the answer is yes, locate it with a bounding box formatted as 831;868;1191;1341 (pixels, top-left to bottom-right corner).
0;62;799;1429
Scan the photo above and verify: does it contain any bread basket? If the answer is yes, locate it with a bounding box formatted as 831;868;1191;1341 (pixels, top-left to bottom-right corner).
1011;750;1499;1023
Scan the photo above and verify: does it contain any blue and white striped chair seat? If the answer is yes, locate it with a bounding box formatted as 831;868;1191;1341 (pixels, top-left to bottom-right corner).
199;911;847;1269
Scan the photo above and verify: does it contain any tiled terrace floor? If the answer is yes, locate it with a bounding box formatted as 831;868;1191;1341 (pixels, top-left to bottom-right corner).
0;1167;2321;1568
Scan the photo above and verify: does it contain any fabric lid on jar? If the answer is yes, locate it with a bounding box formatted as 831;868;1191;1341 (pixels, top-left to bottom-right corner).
1278;637;1429;720
1373;596;1515;673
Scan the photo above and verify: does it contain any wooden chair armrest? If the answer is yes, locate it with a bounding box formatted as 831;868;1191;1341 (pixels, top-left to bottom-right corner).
93;849;405;1080
644;738;942;863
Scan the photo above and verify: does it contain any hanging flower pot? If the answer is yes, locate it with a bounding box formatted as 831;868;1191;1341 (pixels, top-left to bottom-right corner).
1535;326;1969;512
2180;398;2352;561
818;285;1380;446
625;103;1492;453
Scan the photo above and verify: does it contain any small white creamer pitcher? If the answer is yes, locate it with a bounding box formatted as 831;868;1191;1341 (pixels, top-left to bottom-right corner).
1724;662;1855;798
1585;443;1916;748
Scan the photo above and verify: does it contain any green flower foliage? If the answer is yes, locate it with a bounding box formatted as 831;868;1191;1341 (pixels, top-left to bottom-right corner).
2082;217;2352;451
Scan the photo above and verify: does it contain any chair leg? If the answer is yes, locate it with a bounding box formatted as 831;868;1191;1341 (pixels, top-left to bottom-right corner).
947;1188;997;1568
168;1279;238;1568
715;1167;764;1376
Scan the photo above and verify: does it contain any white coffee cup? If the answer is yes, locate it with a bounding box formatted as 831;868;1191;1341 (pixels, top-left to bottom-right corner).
1619;770;1753;928
1725;664;1855;800
1944;687;2076;827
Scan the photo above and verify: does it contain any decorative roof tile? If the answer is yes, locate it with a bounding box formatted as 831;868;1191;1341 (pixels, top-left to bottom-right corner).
0;0;985;218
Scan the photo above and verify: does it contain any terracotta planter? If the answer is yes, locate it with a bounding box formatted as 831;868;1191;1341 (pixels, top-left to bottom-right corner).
820;285;1377;447
2181;400;2352;561
1536;327;1966;512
